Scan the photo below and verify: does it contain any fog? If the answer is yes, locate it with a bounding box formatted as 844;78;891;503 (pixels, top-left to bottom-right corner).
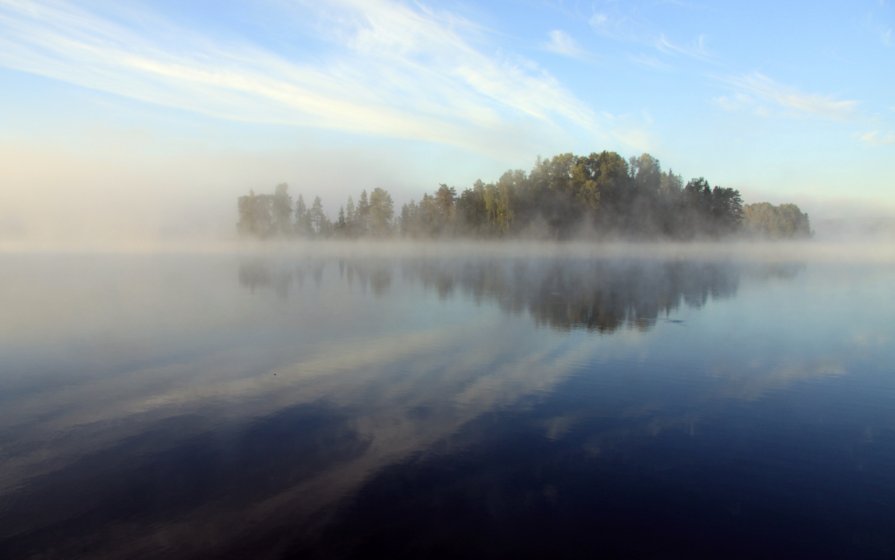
3;136;895;252
4;201;892;253
0;136;511;247
6;237;894;268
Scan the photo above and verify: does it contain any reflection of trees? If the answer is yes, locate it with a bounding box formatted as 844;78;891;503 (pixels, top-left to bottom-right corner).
239;260;286;298
413;258;803;333
239;257;801;333
346;260;392;297
405;258;743;333
238;260;327;299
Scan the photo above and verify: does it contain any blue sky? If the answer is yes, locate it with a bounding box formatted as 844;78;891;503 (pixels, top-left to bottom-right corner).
0;0;892;240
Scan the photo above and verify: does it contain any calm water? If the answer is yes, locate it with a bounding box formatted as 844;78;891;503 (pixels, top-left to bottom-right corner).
1;247;895;558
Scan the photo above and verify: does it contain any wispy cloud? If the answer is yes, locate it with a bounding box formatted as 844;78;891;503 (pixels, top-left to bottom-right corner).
718;72;858;120
587;10;645;43
862;7;893;47
0;0;599;156
543;29;584;58
655;33;713;61
628;53;672;71
587;7;712;68
859;130;895;145
713;93;758;113
590;12;609;28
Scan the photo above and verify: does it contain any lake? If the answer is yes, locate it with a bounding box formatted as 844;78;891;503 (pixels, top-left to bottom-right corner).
2;243;894;558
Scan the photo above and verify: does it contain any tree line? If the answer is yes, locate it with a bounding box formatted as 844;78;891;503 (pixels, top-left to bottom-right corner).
237;151;811;240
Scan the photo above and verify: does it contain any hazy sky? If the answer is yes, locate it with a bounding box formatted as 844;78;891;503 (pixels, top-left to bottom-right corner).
0;0;893;242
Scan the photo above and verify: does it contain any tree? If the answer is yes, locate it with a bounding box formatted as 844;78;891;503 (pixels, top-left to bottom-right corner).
592;151;631;231
399;201;417;236
418;194;438;237
335;206;347;236
651;169;683;236
310;196;330;236
777;203;811;237
272;183;293;235
357;190;370;236
530;154;579;237
456;182;487;235
710;186;744;235
744;202;811;238
294;194;312;237
677;178;743;237
368;187;394;236
627;154;662;236
237;189;274;238
345;196;357;237
630;154;661;194
433;184;457;234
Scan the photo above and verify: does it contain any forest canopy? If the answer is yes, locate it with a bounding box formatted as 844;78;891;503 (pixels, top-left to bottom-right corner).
237;152;811;240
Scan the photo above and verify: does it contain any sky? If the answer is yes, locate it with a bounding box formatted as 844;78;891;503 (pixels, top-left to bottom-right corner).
0;0;893;242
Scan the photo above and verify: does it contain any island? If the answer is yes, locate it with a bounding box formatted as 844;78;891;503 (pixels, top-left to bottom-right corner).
236;151;811;241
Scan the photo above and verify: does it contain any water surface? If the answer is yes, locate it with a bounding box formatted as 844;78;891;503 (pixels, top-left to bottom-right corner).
1;247;894;558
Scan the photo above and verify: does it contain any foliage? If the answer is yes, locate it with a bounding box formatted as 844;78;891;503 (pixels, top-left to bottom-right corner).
236;151;809;241
743;202;811;238
237;190;274;237
368;187;394;236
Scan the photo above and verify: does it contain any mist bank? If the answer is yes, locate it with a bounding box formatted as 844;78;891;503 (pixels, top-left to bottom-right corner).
243;239;895;265
238;152;812;242
3;238;894;265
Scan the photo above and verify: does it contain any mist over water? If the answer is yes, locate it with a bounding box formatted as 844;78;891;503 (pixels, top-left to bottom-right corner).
1;243;894;558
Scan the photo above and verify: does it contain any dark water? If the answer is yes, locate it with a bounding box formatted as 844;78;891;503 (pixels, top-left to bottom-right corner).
1;248;895;558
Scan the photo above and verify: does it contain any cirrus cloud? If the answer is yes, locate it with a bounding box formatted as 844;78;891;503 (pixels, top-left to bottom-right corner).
543;29;585;58
0;0;602;158
717;72;858;120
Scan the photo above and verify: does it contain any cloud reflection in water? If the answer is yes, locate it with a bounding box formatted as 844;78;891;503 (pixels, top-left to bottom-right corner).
5;252;892;558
